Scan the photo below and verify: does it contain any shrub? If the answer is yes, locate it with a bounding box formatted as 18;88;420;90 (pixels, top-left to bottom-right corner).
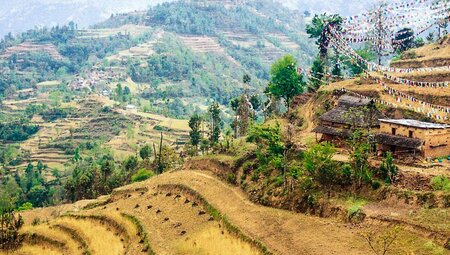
17;202;33;211
226;173;237;185
379;152;398;184
131;169;154;183
242;162;253;174
371;180;382;190
31;217;41;226
430;175;450;192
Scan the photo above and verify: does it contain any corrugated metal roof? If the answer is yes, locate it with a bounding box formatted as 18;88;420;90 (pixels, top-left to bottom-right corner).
379;119;450;129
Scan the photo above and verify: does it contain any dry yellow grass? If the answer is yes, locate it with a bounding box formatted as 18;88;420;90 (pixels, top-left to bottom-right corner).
52;218;125;255
21;224;82;255
173;226;261;255
1;245;62;255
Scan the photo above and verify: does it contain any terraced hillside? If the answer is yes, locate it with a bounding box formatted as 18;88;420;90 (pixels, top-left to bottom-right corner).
77;25;151;39
93;0;316;101
5;164;446;255
1;92;190;179
0;42;64;61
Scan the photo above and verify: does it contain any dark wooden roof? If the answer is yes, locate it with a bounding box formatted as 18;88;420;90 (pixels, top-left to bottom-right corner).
319;107;384;126
312;125;351;138
319;95;384;127
337;95;372;107
374;133;423;149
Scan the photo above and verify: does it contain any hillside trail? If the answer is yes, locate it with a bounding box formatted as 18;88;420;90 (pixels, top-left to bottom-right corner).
143;169;372;255
294;98;316;146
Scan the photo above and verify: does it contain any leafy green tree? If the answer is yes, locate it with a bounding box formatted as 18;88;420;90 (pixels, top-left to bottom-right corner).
346;46;376;76
303;142;338;187
139;144;153;160
247;123;285;172
348;131;373;190
249;95;262;113
100;160;114;182
379;152;398;184
115;83;123;102
309;55;325;91
233;94;254;137
27;185;48;207
131;169;154;183
188;114;202;152
306;13;343;58
266;55;305;108
36;160;44;174
123;155;138;173
208;102;222;145
393;28;414;52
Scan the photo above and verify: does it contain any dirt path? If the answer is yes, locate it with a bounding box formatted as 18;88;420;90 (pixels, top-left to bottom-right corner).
142;170;372;255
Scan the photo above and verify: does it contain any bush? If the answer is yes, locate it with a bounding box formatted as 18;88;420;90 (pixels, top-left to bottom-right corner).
371;180;382;190
226;173;237;185
430;175;450;192
131;169;154;183
17;202;33;211
31;217;41;226
379;152;398;184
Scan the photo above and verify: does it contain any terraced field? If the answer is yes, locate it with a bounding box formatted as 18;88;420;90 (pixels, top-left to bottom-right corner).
9;171;266;255
221;31;286;64
0;42;64;61
77;25;151;39
106;109;190;160
8;166;446;255
107;30;164;64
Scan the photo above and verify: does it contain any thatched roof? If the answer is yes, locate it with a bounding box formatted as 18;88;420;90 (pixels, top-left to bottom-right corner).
312;125;351;138
375;133;423;149
318;95;384;127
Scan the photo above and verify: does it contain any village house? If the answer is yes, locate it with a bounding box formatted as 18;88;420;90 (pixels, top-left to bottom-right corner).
313;95;384;146
375;119;450;158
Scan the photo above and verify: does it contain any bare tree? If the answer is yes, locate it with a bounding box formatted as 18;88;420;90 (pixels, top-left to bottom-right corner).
361;226;401;255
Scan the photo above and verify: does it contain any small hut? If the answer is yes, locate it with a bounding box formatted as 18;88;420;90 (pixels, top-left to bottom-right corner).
313;95;384;146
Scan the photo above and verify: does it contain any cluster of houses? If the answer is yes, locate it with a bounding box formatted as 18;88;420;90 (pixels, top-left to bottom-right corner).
69;66;126;91
313;95;450;159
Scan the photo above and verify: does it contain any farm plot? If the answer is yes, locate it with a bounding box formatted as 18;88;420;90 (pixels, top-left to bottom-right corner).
0;42;64;61
77;25;151;39
107;30;164;63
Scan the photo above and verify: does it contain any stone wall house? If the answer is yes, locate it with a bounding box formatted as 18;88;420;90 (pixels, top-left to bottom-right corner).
375;119;450;158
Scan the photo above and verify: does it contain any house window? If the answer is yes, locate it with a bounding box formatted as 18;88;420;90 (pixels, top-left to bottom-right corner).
392;128;396;135
409;130;414;138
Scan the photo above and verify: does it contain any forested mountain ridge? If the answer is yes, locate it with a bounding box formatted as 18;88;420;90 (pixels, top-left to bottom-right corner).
96;0;316;107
